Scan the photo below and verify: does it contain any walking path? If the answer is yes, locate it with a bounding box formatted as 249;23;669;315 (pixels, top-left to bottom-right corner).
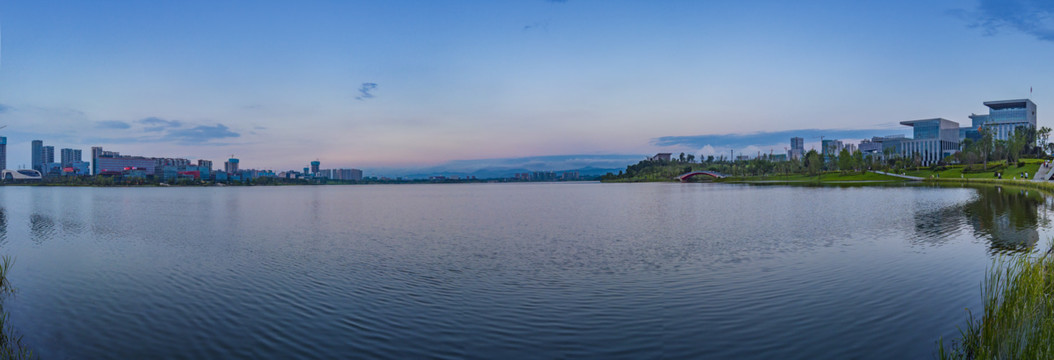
870;170;923;181
1033;162;1054;182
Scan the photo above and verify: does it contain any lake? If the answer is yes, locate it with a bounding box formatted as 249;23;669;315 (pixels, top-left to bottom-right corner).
1;182;1050;359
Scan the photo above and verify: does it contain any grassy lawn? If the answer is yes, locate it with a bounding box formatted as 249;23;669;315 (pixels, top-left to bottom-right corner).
903;158;1044;180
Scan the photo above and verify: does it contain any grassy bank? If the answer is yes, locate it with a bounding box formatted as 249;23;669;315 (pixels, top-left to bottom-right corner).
926;177;1054;196
939;251;1054;359
724;171;906;183
903;159;1044;180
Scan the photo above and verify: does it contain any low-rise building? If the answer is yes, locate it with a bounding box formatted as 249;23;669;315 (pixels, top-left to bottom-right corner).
648;153;672;162
899;118;960;165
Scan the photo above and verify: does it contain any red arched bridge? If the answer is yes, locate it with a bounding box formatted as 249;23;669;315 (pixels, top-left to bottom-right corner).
676;171;727;182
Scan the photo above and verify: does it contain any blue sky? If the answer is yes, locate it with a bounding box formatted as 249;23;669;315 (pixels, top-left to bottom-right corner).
0;0;1051;174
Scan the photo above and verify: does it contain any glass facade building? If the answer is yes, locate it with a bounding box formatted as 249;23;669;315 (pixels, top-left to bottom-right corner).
959;99;1037;142
94;156;158;175
0;137;7;171
31;140;43;172
60;148;82;167
821;139;843;161
899;118;960;166
225;158;239;174
788;137;805;160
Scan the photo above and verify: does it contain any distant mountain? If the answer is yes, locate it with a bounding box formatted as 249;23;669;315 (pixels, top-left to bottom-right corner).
368;154;645;179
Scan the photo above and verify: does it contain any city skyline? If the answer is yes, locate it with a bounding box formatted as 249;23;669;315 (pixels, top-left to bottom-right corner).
0;1;1052;175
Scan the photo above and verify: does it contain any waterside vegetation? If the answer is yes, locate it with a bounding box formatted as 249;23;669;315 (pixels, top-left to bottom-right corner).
939;251;1054;359
600;127;1050;184
0;256;30;359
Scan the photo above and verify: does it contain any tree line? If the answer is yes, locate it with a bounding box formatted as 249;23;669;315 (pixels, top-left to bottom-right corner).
602;125;1051;181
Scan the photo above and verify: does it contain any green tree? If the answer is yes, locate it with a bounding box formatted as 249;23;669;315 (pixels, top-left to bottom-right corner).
1038;126;1052;155
837;148;852;173
804;149;822;177
1006;126;1029;164
979;127;994;170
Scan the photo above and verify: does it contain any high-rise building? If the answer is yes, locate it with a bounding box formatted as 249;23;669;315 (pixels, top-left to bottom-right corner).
788;137;805;160
821;139;843;161
31;140;43;172
198;159;213;171
91;146;103;175
0;137;7;170
224;158;239;174
310;160;320;174
60;148;82;167
42;146;55;165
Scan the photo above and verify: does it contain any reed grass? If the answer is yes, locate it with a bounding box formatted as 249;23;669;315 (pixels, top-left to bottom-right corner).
939;251;1054;359
0;256;32;360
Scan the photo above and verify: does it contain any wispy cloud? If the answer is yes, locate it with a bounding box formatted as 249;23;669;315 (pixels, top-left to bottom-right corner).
96;120;132;130
356;83;378;101
164;124;240;143
957;0;1054;41
138;116;182;127
523;19;551;31
135;117;182;132
652;128;909;149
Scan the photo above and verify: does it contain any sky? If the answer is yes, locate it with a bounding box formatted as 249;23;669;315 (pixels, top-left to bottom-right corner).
0;0;1052;175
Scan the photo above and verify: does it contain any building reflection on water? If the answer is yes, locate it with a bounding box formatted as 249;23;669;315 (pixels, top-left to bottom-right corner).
29;213;56;245
909;185;1051;253
0;208;6;247
961;186;1048;253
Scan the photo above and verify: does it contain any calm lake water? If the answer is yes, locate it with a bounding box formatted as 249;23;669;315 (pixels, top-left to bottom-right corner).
1;182;1051;359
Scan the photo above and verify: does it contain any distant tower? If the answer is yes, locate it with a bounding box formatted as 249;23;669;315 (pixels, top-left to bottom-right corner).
42;146;54;164
31;140;44;172
224;157;239;174
0;137;6;170
197;159;213;171
60;148;82;167
91;146;103;175
310;160;320;174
